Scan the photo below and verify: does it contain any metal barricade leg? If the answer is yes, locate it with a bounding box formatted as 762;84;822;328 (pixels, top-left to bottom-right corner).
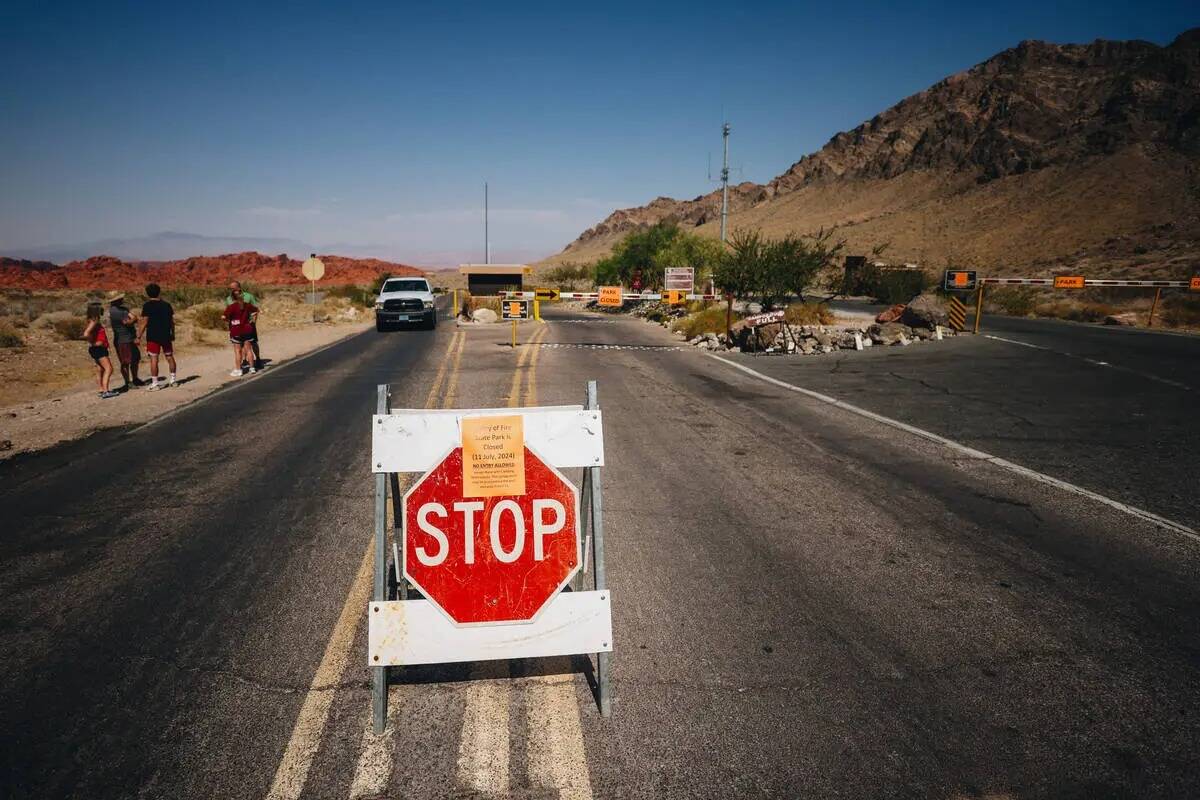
373;384;389;733
585;380;611;717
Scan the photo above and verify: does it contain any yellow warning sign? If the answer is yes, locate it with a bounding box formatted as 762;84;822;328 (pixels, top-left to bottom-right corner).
534;287;559;301
1054;276;1085;289
598;286;623;307
665;289;686;305
462;415;525;498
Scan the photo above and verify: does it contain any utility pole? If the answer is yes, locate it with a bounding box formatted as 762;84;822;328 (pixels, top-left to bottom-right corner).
720;122;730;243
484;181;490;264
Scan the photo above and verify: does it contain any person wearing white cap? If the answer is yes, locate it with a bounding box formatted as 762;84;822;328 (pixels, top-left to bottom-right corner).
107;291;143;390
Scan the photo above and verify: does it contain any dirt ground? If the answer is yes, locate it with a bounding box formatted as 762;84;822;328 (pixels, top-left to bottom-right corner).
0;289;372;459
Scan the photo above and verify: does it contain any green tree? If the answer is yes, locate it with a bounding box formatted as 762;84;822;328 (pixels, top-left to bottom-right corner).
594;221;682;286
713;228;763;299
653;233;725;288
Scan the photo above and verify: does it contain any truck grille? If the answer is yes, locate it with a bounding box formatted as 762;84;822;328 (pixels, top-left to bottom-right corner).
383;298;423;312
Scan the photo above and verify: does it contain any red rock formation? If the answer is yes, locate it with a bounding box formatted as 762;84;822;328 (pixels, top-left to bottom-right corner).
0;252;425;290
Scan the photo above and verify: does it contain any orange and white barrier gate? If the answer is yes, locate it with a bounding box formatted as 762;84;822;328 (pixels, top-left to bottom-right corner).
503;290;722;301
367;382;613;732
945;271;1200;333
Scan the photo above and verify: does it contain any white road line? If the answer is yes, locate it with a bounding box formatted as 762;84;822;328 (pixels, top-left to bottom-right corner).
526;661;594;800
707;353;1200;544
456;664;512;796
984;334;1191;390
265;543;375;800
983;334;1050;351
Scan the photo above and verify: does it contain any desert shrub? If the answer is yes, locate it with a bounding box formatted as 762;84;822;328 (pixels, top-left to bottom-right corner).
857;267;929;304
1161;295;1200;328
325;284;373;307
0;323;24;347
784;302;835;325
1062;304;1119;323
192;304;226;330
672;306;742;338
987;287;1039;316
161;285;225;309
544;262;594;289
51;316;87;340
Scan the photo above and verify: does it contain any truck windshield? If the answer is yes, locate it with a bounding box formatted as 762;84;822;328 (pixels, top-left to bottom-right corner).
381;279;428;293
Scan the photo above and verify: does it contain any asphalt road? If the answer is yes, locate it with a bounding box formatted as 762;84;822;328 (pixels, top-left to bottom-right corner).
767;301;1199;529
1;303;1198;798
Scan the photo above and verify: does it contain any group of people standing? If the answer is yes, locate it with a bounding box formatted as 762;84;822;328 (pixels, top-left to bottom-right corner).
82;280;263;398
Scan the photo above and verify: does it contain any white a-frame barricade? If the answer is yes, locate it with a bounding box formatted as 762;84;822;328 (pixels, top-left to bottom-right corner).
367;381;613;732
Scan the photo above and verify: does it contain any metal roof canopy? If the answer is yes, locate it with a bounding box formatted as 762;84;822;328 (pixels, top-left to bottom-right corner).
458;264;532;274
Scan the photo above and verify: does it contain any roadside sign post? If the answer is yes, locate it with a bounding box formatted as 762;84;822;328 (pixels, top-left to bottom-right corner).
741;310;794;354
664;267;695;293
943;270;977;292
302;254;326;322
973;284;985;334
503;299;530;348
369;386;613;732
1148;288;1162;328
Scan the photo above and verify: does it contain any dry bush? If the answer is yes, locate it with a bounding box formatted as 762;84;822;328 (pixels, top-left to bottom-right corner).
1161;295;1200;328
0;323;24;348
325;284;373;308
673;306;741;338
784;302;835;325
162;285;225;309
468;296;501;314
985;287;1039;316
191;304;226;330
51;316;87;340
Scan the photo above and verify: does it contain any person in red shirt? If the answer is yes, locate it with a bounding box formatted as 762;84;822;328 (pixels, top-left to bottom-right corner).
222;291;259;377
83;302;118;398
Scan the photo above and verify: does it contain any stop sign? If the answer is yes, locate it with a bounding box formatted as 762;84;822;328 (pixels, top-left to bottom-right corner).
402;446;581;625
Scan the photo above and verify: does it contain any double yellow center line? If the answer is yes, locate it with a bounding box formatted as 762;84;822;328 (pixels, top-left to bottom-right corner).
268;320;562;800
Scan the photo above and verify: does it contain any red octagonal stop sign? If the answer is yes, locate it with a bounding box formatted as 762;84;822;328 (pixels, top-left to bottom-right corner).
402;446;581;625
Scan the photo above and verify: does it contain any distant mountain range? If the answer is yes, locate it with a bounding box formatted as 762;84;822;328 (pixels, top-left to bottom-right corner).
547;28;1200;279
2;231;325;265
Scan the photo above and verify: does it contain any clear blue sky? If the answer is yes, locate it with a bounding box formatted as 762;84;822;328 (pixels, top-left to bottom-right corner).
1;0;1194;265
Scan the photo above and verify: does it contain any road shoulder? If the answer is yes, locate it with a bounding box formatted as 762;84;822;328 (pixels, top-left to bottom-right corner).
0;321;371;460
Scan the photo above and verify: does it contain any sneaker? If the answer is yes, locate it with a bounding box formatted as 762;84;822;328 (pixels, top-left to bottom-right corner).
249;367;257;374
229;370;243;377
147;382;163;391
167;377;177;387
100;390;120;399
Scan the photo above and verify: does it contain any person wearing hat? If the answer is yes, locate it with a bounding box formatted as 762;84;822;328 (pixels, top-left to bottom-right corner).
107;291;143;390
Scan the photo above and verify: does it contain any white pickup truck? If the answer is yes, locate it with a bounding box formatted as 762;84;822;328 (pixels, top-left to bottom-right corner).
374;277;437;331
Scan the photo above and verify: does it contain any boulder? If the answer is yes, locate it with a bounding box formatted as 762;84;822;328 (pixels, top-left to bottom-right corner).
875;304;906;323
868;322;911;345
901;293;949;329
1104;313;1138;326
471;307;498;324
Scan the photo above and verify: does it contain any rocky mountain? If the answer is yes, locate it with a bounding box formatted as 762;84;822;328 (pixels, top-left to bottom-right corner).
0;252;424;290
553;29;1200;277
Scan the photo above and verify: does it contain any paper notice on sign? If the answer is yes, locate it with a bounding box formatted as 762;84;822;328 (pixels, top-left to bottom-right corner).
461;415;525;497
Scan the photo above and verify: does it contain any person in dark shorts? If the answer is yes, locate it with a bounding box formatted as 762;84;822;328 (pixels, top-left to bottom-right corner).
223;290;259;377
138;283;177;390
107;291;142;389
226;281;262;369
84;302;118;398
